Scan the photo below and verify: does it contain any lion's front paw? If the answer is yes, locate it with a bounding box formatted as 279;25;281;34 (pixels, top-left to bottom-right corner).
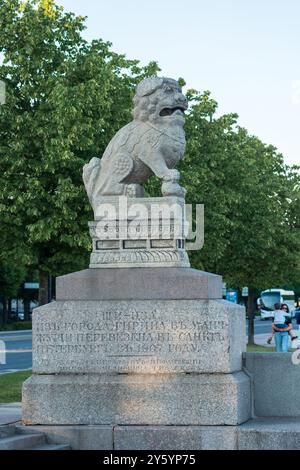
161;181;186;198
161;169;185;197
162;169;180;183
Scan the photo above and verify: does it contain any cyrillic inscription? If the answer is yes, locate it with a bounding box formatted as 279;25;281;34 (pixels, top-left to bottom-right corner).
32;300;240;374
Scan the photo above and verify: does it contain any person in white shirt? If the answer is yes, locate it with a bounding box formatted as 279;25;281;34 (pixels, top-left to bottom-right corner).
267;303;295;352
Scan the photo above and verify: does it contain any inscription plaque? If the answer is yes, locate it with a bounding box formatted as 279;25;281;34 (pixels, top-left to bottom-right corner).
32;299;245;374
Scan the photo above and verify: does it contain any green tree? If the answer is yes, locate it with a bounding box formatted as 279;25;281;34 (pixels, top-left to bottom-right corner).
219;140;300;344
180;90;300;343
0;260;26;324
0;0;159;304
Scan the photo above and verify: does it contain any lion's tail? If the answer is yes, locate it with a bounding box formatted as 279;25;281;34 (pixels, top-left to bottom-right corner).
82;157;102;204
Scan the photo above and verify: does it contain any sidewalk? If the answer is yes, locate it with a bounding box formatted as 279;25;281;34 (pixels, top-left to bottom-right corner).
254;333;273;348
254;333;300;349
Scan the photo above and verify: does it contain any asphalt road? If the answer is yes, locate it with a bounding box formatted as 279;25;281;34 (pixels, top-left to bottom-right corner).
0;318;299;374
0;330;32;375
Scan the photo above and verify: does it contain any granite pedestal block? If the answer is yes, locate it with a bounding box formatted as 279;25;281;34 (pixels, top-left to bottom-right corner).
16;423;239;450
22;267;250;433
56;267;222;301
31;298;245;374
243;352;300;417
89;196;190;268
113;425;238;450
17;418;300;450
22;372;250;426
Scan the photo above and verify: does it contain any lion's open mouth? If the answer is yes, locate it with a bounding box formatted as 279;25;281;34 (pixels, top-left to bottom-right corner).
159;106;186;117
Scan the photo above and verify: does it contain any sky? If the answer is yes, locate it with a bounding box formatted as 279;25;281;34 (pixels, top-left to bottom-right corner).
58;0;300;166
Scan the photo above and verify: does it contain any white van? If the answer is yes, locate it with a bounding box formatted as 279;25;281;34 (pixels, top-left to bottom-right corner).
258;289;295;320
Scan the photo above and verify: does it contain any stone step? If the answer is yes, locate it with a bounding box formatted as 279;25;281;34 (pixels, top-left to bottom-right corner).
0;433;46;450
238;417;300;450
31;444;71;451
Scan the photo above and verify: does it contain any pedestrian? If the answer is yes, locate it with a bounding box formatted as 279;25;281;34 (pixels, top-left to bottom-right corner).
267;302;291;352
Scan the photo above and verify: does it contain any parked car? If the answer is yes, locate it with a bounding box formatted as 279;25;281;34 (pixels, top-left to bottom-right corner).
10;310;24;321
9;310;24;321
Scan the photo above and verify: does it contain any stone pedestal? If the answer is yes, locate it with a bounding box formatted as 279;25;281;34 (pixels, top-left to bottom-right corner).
88;196;190;268
29;297;245;374
20;76;252;448
22;267;251;436
23;372;250;426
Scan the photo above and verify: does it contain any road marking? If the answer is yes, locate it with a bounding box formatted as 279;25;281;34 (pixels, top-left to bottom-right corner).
0;330;32;335
0;336;32;341
5;349;32;353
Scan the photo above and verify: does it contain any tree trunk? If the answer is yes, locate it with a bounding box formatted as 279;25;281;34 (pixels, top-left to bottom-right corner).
24;299;30;322
38;270;49;306
3;299;8;325
247;287;256;345
0;299;4;326
7;299;12;321
48;274;53;302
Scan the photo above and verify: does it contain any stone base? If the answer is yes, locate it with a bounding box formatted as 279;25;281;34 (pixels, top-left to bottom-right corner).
56;268;222;301
17;418;300;450
16;424;237;450
16;424;114;450
22;372;250;426
89;249;190;269
88;196;191;268
243;352;300;417
238;417;300;450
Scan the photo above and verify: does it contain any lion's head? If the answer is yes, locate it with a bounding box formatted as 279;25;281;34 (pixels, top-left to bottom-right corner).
133;77;188;126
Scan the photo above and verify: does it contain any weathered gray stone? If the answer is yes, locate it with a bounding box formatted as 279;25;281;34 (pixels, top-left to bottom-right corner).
20;73;252;440
92;195;186;219
238;417;300;450
16;424;113;450
0;433;46;450
243;352;300;417
89;247;190;269
56;268;222;301
88;196;191;268
82;77;188;209
114;426;238;450
82;78;193;268
13;419;300;450
22;372;250;426
32;299;246;374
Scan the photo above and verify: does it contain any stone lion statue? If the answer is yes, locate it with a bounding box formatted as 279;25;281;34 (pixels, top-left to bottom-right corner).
83;77;188;210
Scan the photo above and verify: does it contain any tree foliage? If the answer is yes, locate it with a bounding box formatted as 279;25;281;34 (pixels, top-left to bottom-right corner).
181;90;300;342
0;0;159;302
0;1;299;322
0;260;26;301
182;90;300;288
146;89;300;342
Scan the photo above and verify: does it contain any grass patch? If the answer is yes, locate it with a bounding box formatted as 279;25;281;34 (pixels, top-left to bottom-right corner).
0;370;31;403
0;321;32;331
247;344;296;352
